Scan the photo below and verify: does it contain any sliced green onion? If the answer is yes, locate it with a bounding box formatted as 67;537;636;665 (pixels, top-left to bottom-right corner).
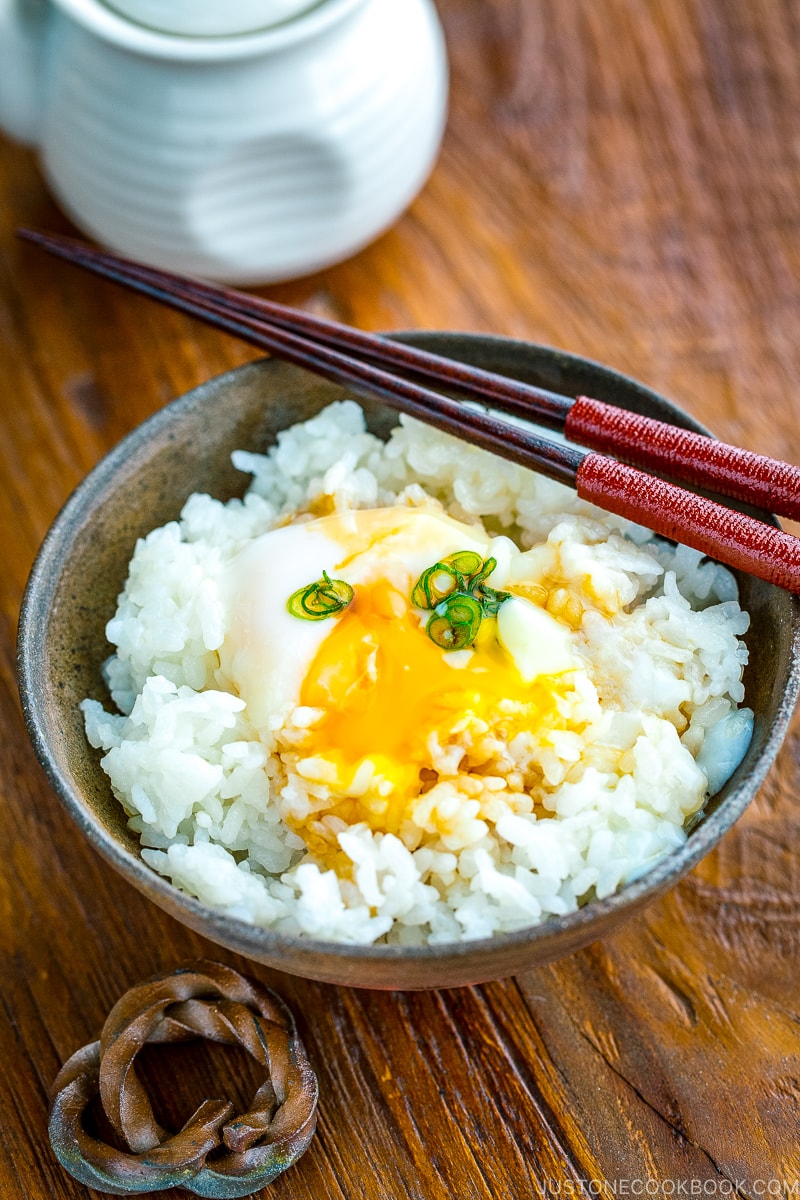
475;583;512;616
411;562;459;609
287;571;354;621
412;549;512;649
469;555;498;589
446;550;483;578
426;592;483;649
412;549;513;652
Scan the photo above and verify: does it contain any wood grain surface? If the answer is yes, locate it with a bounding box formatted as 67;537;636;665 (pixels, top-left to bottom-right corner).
2;0;800;1196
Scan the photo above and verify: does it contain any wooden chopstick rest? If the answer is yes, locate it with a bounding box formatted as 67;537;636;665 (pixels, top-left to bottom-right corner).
48;960;318;1197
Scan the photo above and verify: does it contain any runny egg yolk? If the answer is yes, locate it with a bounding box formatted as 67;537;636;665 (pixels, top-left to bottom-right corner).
295;578;561;849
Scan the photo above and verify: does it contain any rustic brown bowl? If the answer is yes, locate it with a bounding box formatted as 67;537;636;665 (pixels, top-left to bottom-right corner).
17;334;800;989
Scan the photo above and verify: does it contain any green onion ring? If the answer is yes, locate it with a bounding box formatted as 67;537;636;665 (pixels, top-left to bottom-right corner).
287;571;354;621
426;592;483;649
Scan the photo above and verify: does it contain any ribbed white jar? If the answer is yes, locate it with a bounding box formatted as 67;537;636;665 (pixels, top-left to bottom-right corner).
30;0;448;281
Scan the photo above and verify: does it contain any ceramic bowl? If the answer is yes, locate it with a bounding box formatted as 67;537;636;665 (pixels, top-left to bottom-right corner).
18;335;800;989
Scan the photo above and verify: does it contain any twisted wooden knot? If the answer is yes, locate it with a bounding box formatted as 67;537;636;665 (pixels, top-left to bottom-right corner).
48;960;318;1197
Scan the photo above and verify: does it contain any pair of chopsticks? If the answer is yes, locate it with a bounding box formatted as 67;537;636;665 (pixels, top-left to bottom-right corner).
19;228;800;595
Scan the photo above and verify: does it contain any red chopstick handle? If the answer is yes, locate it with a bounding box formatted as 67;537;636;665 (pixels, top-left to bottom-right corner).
576;454;800;593
567;396;800;521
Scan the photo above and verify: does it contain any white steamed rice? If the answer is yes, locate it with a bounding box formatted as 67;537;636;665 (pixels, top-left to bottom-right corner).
82;400;753;945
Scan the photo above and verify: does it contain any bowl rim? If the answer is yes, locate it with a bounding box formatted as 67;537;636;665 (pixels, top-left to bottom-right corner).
17;333;800;977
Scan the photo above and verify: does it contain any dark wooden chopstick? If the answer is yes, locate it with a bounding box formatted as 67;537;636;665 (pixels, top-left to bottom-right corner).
18;228;800;594
19;228;800;523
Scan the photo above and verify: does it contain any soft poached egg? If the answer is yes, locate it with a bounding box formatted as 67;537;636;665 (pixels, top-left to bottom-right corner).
218;505;579;845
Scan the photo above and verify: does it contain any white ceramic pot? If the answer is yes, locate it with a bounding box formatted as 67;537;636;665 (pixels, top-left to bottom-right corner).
0;0;448;281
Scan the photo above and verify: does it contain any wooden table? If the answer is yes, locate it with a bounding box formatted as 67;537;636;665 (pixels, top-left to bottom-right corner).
2;1;799;1195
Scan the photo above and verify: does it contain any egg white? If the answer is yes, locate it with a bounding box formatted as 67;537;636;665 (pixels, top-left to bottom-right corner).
218;505;511;733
